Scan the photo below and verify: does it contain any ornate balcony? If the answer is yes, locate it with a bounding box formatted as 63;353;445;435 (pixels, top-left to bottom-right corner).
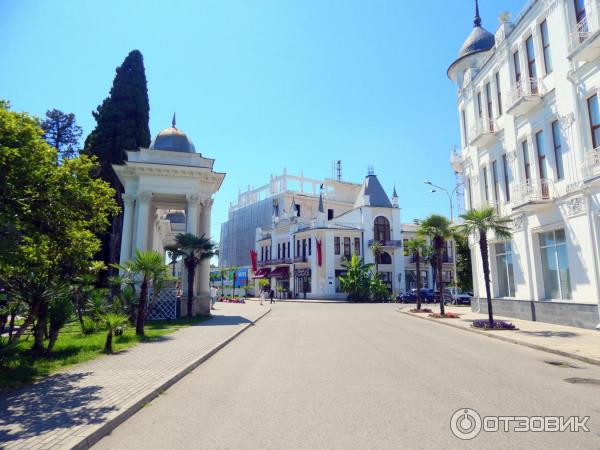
469;117;497;147
293;255;309;263
368;239;402;248
510;179;554;211
582;146;600;180
569;17;600;62
506;78;545;116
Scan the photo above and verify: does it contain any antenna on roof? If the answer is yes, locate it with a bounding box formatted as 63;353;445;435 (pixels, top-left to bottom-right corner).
336;160;342;181
172;112;177;128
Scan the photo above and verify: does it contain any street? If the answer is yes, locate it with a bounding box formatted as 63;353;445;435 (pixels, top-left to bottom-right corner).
94;303;600;449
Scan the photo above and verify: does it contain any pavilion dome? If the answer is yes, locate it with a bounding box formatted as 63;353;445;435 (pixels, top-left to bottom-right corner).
149;114;196;153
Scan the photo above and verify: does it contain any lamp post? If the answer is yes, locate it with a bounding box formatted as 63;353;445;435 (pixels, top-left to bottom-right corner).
424;180;463;291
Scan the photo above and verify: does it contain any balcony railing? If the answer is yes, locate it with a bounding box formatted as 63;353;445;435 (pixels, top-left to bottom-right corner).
469;117;497;147
582;146;600;180
511;179;554;209
368;239;402;247
507;78;545;116
293;255;308;263
569;17;600;61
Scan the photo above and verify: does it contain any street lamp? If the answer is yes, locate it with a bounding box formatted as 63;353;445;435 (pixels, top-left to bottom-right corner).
424;180;463;291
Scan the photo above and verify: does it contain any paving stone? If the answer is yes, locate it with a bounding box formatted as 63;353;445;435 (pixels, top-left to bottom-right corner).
0;303;268;449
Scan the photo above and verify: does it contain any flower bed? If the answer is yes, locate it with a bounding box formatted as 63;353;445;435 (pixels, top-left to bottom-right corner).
409;308;433;313
472;319;517;330
428;312;461;319
218;297;246;304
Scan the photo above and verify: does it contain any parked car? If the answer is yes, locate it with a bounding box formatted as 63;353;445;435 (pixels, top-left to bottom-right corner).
446;287;472;305
398;288;435;303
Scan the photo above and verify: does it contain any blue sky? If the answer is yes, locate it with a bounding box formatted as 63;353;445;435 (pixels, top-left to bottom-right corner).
1;0;525;242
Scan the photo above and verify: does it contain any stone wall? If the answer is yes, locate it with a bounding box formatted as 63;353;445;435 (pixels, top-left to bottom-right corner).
472;298;600;330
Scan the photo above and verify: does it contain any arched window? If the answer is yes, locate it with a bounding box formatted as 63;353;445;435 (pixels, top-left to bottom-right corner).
374;216;390;242
376;251;392;264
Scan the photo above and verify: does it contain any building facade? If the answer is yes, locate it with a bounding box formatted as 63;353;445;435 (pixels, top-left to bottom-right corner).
448;0;600;328
253;172;405;299
219;169;361;268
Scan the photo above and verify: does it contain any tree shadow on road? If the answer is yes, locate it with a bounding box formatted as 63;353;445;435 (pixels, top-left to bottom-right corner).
518;330;580;338
198;315;253;327
0;371;116;444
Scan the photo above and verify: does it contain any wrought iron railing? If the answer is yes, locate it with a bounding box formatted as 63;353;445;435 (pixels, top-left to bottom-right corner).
368;239;402;247
582;146;600;179
511;179;553;207
570;17;592;52
508;77;545;106
469;117;496;142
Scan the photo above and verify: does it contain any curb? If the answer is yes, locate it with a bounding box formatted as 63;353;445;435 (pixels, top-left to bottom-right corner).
73;307;272;450
398;309;600;367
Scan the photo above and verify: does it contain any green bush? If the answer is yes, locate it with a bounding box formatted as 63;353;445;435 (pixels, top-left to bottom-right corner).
81;316;98;334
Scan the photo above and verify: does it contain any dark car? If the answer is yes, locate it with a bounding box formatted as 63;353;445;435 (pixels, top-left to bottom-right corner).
399;288;435;303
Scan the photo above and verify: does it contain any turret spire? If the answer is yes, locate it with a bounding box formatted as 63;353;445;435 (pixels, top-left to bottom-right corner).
172;112;177;128
474;0;481;28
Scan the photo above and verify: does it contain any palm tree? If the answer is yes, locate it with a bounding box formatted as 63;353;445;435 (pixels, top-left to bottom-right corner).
219;266;228;297
454;207;512;325
229;266;240;297
369;241;384;279
339;255;373;302
166;233;217;318
418;214;452;315
119;249;170;336
102;312;129;353
405;238;428;311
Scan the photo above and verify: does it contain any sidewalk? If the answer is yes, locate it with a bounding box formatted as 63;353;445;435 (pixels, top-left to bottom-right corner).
400;305;600;366
0;303;270;450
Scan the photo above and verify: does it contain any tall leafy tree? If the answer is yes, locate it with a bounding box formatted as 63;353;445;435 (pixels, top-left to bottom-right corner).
454;207;512;325
41;109;83;161
84;50;151;279
166;233;217;318
0;101;118;353
418;215;452;316
454;233;473;292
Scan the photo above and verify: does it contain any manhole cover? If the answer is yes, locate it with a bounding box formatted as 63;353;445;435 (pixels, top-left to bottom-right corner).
545;360;581;369
564;377;600;386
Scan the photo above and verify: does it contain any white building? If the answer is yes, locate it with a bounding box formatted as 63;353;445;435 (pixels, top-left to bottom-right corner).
252;171;404;299
113;118;224;316
448;0;600;328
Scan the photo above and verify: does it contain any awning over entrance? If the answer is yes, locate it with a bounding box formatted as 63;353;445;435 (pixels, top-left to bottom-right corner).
270;266;290;278
252;268;271;279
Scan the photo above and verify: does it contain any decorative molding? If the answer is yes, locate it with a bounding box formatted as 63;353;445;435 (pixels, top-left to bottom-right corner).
505;151;517;163
122;193;136;206
201;198;214;208
562;195;586;217
559;112;575;132
186;193;201;205
512;213;525;231
137;191;152;203
472;175;480;185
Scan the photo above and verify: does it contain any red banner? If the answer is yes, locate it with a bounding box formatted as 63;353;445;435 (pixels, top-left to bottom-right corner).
250;250;257;272
316;239;322;267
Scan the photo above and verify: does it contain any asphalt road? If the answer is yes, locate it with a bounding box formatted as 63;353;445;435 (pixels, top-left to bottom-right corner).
94;303;600;449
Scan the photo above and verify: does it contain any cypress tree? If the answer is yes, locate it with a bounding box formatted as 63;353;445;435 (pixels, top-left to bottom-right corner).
84;50;151;279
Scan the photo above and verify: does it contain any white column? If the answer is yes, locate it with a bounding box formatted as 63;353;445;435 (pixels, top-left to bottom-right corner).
197;198;213;297
133;191;152;253
186;193;200;236
119;194;135;264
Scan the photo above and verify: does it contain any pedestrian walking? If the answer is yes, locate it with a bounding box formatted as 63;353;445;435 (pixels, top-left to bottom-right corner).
210;285;219;310
269;288;275;304
259;289;265;306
